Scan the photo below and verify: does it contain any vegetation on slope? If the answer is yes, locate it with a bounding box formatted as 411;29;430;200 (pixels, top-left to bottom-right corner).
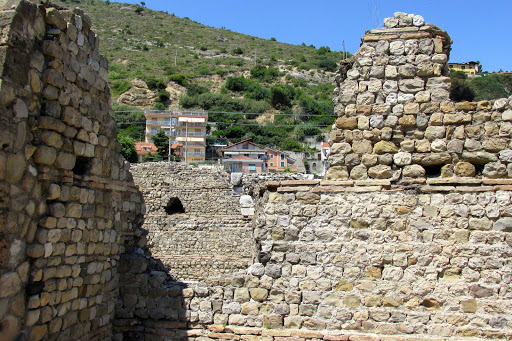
54;0;352;153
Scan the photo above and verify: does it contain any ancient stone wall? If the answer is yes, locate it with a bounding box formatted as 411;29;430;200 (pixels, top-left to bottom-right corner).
327;12;512;182
130;162;255;281
0;1;144;340
114;12;512;341
116;179;512;340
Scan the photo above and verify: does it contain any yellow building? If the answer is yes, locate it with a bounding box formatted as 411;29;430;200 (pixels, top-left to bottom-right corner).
448;61;480;75
144;111;208;163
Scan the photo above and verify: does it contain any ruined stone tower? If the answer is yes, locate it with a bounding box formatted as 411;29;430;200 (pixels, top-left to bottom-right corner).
327;12;512;182
0;1;144;339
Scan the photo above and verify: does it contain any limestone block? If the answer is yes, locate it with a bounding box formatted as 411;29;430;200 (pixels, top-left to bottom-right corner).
454;162;476;177
331;143;352;155
399;115;416;127
403;164;425;177
399;78;424;93
350;164;368;180
483;162;507;178
335;117;357;130
424;126;445;140
398;64;416;77
352;140;372;154
0;272;21;298
412;153;451;166
6;153;26;184
374;141;398;154
493;98;508;110
462;151;498;164
325;166;348;180
393;152;412;166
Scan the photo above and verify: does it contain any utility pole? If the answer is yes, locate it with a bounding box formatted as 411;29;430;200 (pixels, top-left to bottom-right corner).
171;111;172;162
184;121;188;164
342;40;346;60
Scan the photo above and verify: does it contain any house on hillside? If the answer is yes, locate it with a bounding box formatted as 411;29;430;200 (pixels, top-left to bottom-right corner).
144;110;208;163
448;61;480;76
134;142;157;163
222;138;267;173
135;141;182;162
266;147;296;172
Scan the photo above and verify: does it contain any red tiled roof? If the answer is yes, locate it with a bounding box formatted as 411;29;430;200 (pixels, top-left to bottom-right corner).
135;142;158;155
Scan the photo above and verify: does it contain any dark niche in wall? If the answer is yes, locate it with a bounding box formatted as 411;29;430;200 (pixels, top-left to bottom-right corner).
73;156;92;176
165;197;185;215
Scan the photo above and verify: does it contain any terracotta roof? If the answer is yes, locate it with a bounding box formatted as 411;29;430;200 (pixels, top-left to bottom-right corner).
135;142;157;155
322;142;330;148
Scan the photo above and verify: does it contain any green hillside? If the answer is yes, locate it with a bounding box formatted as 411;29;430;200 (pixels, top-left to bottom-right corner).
53;0;352;153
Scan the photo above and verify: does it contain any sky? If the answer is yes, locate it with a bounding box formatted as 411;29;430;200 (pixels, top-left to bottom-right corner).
115;0;512;72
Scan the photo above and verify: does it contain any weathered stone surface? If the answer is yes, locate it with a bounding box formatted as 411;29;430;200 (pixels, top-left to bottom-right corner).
373;141;398;154
403;164;425;177
454;162;475;177
368;165;392;179
335;117;358;130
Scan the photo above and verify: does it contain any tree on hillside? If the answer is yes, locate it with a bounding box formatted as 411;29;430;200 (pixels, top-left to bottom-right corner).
118;134;138;163
152;130;169;158
470;73;512;100
449;70;475;102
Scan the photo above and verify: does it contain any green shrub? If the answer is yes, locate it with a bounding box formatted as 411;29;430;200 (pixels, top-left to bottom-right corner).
250;65;279;82
281;138;302;151
198;65;210;75
186;83;209;96
317;58;337;71
232;47;244;55
156;90;170;103
168;74;188;86
245;82;270;101
145;77;167;90
199;45;208;51
225;76;249;92
153;102;167;110
270;84;295;108
111;80;132;95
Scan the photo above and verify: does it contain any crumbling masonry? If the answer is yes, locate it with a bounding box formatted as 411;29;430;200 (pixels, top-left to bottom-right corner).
1;4;512;341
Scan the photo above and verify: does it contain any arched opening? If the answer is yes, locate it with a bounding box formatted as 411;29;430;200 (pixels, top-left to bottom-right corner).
164;197;185;215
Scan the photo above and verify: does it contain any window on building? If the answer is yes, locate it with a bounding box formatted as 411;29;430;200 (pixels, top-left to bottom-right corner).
449;64;453;68
280;154;285;160
151;128;157;134
172;118;177;125
270;162;274;167
312;163;317;170
248;164;256;172
194;149;200;156
270;154;274;159
280;162;285;167
461;65;466;69
317;154;321;160
164;118;170;124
